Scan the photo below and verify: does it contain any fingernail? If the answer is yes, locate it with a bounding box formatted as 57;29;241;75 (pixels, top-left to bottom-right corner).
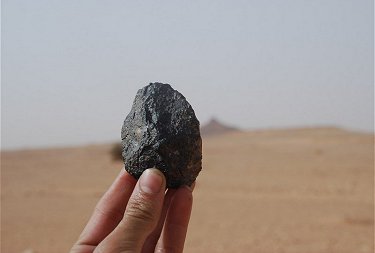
120;166;126;174
183;181;196;192
140;169;164;194
190;181;196;191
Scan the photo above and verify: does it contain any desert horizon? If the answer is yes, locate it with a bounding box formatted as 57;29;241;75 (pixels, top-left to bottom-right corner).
2;125;374;253
2;121;372;152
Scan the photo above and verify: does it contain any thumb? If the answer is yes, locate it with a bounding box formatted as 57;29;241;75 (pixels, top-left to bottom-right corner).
95;168;166;253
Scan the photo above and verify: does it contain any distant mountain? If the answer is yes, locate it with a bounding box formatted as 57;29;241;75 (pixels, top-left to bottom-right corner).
200;118;239;137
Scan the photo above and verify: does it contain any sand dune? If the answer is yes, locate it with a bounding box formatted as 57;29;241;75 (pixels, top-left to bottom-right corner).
1;127;373;253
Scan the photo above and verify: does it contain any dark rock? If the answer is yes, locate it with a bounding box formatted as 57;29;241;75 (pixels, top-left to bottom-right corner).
121;82;202;188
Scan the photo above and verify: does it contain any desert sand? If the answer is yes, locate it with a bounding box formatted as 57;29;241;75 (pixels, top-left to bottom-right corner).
1;127;374;253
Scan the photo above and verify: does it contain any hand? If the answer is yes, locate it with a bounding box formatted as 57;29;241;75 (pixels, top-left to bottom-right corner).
70;168;194;253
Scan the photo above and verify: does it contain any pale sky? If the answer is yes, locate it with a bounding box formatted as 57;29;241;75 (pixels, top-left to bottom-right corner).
2;0;374;150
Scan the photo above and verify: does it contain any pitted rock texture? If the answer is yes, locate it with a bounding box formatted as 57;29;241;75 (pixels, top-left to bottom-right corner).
121;82;202;188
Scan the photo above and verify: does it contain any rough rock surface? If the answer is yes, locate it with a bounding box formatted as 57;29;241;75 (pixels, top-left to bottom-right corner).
121;82;202;188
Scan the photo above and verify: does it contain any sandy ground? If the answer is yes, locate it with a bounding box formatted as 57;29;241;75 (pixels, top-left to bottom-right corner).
1;127;374;253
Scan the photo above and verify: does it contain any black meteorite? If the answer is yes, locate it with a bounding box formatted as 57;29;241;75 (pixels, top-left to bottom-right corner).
121;82;202;188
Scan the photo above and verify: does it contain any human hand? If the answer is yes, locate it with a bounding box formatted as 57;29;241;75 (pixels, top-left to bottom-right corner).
70;168;194;253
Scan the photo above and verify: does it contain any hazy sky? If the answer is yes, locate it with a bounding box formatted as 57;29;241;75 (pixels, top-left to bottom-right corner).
2;0;374;149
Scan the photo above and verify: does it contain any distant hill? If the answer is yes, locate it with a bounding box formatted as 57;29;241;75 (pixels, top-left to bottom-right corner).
200;118;239;137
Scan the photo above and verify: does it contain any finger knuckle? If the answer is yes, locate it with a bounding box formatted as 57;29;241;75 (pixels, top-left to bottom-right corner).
155;245;179;253
125;194;156;224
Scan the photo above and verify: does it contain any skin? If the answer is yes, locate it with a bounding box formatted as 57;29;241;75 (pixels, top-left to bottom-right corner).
70;168;194;253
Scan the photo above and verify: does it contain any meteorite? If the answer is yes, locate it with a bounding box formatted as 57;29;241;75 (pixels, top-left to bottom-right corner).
121;82;202;188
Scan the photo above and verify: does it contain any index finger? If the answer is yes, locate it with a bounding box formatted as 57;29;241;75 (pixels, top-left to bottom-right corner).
75;168;137;247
